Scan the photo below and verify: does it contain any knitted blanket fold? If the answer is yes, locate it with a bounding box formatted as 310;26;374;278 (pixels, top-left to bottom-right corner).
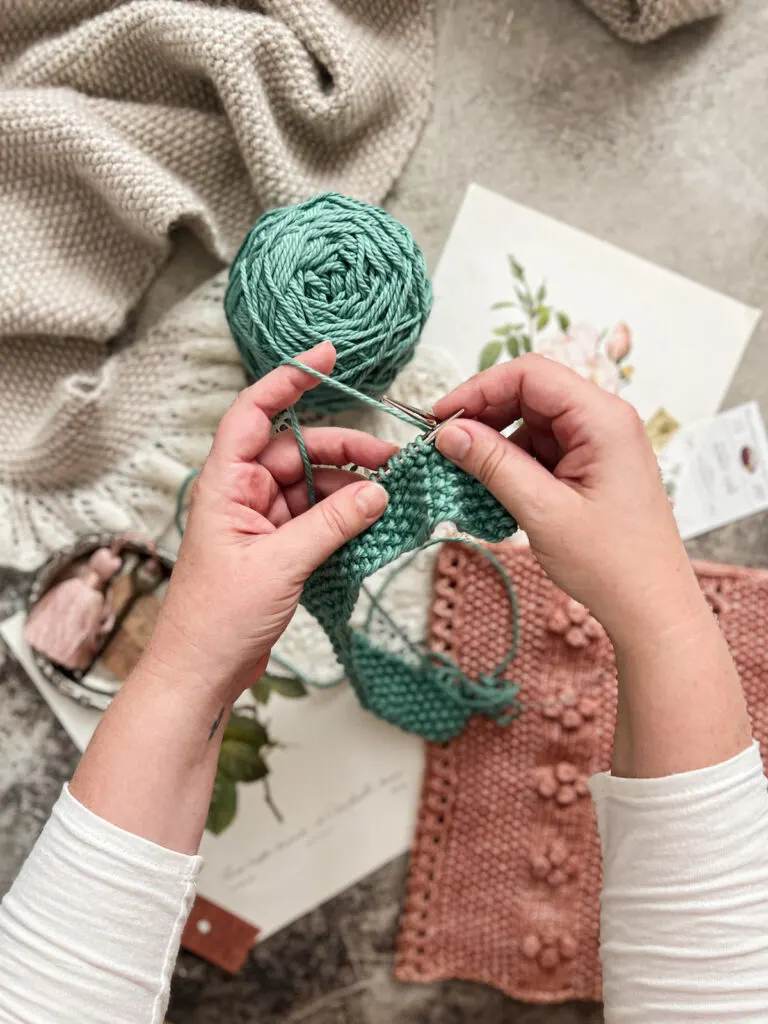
581;0;731;42
396;543;768;1003
0;0;435;569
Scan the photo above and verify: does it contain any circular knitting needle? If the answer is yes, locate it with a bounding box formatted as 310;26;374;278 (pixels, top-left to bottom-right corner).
423;408;465;446
381;395;438;429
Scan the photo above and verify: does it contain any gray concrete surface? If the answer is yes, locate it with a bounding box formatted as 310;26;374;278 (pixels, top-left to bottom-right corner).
2;0;768;1021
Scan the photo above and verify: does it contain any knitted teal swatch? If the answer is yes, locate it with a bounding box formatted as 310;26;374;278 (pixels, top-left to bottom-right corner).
224;192;432;414
301;439;519;742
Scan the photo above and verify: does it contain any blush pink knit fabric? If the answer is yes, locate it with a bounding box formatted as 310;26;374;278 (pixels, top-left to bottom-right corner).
396;543;768;1003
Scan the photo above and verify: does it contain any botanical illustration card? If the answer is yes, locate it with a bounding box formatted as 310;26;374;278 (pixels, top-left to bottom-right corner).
422;184;761;429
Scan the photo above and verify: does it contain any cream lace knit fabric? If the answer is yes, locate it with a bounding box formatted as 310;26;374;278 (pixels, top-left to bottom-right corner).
0;259;462;573
0;0;435;569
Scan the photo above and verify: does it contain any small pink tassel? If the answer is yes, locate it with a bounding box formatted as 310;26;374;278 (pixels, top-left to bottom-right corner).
25;548;123;670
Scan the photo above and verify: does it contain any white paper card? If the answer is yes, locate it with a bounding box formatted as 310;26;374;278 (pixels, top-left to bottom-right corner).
0;611;424;941
195;687;422;940
424;184;761;427
0;613;102;751
658;402;768;540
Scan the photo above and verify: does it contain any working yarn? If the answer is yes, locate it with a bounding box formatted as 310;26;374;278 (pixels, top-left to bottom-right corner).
224;193;432;414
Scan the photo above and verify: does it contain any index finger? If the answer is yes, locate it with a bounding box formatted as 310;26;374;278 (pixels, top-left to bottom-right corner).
433;353;611;433
257;427;397;486
211;341;336;463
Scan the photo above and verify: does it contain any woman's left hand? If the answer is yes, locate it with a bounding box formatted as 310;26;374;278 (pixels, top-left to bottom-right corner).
144;342;393;704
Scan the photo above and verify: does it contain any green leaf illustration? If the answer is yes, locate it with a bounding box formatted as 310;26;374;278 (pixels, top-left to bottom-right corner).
251;679;272;704
507;256;524;280
218;739;269;783
536;283;547;303
262;674;308;699
252;673;307;703
506;336;521;359
514;286;533;314
224;712;269;749
479;340;503;371
491;301;515;310
557;311;571;332
537;308;550;331
207;773;237;835
494;322;524;336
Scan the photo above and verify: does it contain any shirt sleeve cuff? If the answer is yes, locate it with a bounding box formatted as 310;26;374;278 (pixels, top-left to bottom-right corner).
59;783;203;877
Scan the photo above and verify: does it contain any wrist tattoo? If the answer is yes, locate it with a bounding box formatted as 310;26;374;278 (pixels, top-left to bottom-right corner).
208;704;225;741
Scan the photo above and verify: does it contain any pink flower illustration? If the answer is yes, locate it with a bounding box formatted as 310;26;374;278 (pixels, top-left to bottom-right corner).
605;321;632;362
537;321;633;395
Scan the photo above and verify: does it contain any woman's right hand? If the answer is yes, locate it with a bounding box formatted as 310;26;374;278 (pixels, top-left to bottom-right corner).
432;354;705;648
434;354;753;779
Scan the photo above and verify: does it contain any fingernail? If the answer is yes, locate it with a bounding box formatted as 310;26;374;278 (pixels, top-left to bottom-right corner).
436;424;472;461
355;482;388;518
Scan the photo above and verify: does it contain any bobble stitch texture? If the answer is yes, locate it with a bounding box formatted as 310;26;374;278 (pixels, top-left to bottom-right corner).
398;553;768;1002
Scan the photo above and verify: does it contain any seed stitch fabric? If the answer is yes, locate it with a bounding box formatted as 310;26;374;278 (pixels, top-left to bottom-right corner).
300;442;519;741
272;350;465;690
582;0;730;42
396;543;768;1002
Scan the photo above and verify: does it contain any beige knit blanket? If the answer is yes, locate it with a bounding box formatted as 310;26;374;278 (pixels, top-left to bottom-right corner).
0;0;434;569
584;0;730;41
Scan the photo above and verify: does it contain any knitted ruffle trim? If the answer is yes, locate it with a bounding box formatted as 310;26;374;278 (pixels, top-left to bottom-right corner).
0;272;245;570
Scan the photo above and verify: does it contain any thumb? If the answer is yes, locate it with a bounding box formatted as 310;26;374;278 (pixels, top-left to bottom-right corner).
435;419;567;529
277;480;389;577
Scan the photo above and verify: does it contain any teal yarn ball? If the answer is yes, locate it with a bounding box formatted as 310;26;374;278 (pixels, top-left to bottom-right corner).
224;192;433;413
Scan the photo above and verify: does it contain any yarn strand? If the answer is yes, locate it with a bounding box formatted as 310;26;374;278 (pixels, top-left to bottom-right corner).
284;355;427;430
284;353;427;506
266;538;521;718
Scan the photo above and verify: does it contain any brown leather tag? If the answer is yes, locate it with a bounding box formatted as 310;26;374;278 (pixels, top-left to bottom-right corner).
181;895;260;974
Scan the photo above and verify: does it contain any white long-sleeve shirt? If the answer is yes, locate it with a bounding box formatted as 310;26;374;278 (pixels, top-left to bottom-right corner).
591;742;768;1021
1;745;768;1023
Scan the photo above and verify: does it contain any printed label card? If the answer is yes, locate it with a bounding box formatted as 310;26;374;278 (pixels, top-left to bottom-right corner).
658;402;768;540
